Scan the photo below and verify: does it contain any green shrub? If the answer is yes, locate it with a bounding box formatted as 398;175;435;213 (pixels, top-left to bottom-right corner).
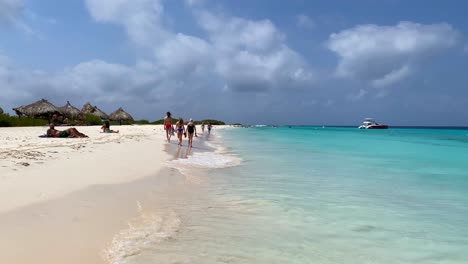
133;119;150;125
84;113;103;126
0;113;48;127
151;119;177;125
151;118;225;125
199;119;225;125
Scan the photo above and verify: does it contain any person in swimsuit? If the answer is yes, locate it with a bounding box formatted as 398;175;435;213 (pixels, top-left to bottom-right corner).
186;118;197;147
164;112;173;142
208;123;212;134
77;113;84;126
101;121;119;133
201;122;205;133
174;118;185;146
46;123;88;138
51;113;61;125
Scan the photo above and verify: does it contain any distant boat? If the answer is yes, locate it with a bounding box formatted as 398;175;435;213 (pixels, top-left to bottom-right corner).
358;118;389;129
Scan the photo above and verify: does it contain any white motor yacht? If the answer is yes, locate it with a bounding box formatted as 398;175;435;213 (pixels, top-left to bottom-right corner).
358;118;389;129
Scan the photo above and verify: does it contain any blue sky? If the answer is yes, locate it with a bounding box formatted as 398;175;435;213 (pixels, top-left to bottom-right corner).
0;0;467;125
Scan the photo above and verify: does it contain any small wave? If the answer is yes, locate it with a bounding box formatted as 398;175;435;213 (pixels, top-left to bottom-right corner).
103;207;181;264
169;151;242;170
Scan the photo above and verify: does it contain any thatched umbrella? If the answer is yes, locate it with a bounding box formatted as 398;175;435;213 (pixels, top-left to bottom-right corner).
59;101;80;119
81;102;95;114
12;99;61;120
109;107;134;125
93;106;109;120
12;105;26;117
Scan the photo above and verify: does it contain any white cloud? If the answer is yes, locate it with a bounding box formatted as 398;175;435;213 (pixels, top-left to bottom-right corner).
0;55;179;118
185;0;205;7
85;0;168;46
0;0;22;23
328;22;459;87
195;11;314;91
296;14;315;30
370;64;412;88
196;11;284;51
154;33;213;76
84;1;315;93
348;88;368;101
0;0;32;33
1;0;316;121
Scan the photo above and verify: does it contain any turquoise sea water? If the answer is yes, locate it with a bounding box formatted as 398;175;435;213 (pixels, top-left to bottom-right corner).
111;126;468;263
206;127;468;263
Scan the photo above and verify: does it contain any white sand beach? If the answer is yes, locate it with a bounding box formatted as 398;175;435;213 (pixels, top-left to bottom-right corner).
0;125;176;264
0;125;170;213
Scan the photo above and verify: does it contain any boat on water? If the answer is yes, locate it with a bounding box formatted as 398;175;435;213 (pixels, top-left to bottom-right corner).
358;118;389;129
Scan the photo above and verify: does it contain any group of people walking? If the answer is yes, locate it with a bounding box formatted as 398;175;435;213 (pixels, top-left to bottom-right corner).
163;112;212;147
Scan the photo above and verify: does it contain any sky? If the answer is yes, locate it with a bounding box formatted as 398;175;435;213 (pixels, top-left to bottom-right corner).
0;0;467;125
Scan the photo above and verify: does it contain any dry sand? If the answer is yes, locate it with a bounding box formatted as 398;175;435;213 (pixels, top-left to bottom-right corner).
0;125;174;264
0;125;170;213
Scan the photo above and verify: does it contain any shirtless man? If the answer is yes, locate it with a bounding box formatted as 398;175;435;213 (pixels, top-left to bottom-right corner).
47;123;88;138
164;112;173;142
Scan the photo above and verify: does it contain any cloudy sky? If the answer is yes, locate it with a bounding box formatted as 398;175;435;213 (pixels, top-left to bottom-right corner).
0;0;467;125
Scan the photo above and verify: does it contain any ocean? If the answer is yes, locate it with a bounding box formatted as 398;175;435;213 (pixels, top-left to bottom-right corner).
109;126;468;264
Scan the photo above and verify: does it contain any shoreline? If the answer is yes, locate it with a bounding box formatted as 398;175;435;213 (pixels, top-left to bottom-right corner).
0;124;229;264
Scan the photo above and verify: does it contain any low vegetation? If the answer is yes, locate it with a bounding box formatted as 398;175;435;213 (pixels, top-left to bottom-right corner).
0;113;48;127
133;119;151;125
197;119;225;125
151;118;225;125
0;113;227;127
83;113;103;126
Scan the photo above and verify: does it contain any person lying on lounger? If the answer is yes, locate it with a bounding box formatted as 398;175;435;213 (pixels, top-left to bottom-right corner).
46;123;88;138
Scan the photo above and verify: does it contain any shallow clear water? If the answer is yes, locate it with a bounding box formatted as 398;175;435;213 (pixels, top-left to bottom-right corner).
114;127;468;263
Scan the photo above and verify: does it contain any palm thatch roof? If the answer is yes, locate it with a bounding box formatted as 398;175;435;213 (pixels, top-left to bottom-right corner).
59;101;80;119
80;102;108;120
81;102;95;114
12;105;26;116
13;99;61;118
0;107;3;115
93;106;109;120
109;107;134;123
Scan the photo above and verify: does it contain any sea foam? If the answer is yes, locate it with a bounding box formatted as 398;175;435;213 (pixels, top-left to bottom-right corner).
103;205;181;264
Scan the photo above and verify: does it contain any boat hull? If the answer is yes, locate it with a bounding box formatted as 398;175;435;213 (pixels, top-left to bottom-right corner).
367;125;388;129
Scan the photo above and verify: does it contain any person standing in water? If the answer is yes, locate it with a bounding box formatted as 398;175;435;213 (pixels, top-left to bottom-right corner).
186;118;197;147
164;112;173;142
208;123;212;134
201;122;205;133
175;118;186;146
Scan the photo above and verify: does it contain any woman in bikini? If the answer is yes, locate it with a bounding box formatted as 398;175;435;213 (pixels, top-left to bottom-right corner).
186;118;197;147
101;121;119;133
174;118;186;146
164;112;173;142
